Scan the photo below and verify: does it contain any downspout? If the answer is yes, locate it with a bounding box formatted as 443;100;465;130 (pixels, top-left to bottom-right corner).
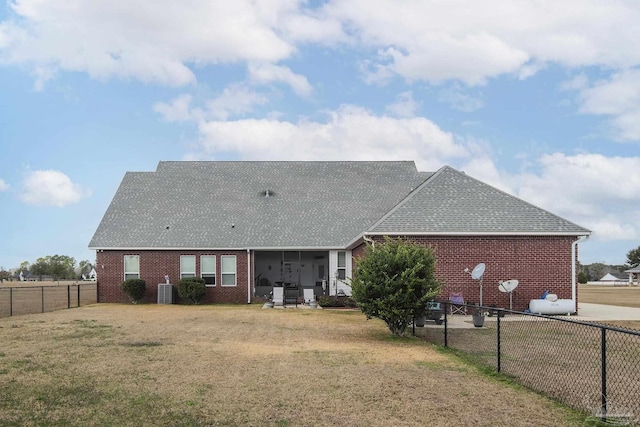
247;249;251;304
572;235;589;308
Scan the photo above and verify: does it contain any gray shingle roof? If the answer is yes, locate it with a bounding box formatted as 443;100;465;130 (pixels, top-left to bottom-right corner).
89;161;425;249
369;166;591;235
89;162;590;251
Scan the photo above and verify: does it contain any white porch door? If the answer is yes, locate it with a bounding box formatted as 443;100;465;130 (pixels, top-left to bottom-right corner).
329;250;352;296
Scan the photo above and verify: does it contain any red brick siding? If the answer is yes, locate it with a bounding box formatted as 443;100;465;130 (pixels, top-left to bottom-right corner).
352;236;578;311
96;235;580;310
96;250;250;304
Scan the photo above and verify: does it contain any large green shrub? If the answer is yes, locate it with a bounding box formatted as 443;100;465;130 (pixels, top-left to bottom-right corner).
120;278;146;304
577;271;588;284
351;237;442;337
177;277;207;304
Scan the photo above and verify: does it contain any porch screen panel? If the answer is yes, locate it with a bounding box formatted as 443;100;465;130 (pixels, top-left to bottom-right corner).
221;256;236;286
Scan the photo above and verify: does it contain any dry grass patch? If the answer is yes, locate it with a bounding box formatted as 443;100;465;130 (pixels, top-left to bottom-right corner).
579;284;640;308
0;304;585;426
603;320;640;330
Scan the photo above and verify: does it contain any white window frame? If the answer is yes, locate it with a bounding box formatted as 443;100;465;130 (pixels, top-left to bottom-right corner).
221;255;237;287
201;255;216;286
180;255;196;279
124;255;140;280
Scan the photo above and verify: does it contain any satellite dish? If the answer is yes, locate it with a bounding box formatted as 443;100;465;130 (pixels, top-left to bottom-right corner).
465;262;487;307
498;279;519;311
498;279;519;293
471;263;486;280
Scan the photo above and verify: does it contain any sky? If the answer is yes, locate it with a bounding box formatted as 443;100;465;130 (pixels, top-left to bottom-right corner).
1;0;639;270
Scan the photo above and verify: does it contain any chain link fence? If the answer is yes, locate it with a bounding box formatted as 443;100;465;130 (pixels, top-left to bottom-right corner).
417;303;640;425
0;283;97;317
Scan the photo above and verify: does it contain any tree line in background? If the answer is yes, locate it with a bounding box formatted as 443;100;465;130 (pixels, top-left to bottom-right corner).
0;256;95;282
578;245;640;283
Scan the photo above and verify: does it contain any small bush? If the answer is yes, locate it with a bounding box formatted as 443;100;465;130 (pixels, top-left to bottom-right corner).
177;277;207;304
577;271;588;284
317;295;357;308
120;279;146;304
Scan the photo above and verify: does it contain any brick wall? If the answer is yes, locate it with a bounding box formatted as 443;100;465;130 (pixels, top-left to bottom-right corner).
96;235;580;310
96;250;250;304
352;235;579;311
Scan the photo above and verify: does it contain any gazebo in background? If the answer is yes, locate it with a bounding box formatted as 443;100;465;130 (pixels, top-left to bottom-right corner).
625;265;640;285
600;273;621;282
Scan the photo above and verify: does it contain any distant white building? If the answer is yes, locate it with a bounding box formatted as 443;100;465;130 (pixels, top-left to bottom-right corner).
82;268;97;281
625;265;640;285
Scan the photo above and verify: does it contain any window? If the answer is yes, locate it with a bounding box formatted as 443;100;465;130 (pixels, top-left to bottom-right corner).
124;255;140;280
337;251;346;280
180;255;196;279
221;255;236;286
201;255;216;286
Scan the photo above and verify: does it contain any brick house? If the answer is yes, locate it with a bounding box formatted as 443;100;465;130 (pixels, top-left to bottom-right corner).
89;161;590;311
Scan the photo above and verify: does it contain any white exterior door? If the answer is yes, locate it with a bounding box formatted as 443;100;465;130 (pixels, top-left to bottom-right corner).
329;250;352;296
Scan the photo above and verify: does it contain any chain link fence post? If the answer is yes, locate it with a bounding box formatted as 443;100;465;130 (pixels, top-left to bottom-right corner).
601;327;607;423
497;312;501;373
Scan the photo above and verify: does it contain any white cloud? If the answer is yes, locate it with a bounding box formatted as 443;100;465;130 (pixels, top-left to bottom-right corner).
560;74;589;92
154;84;268;123
4;0;640;90
192;105;467;170
578;70;640;116
574;69;640;140
385;91;419;117
32;66;56;91
0;0;309;87
507;153;640;240
586;219;639;241
20;170;89;207
206;84;269;120
0;179;9;191
517;61;546;80
438;84;484;112
153;94;199;122
248;63;313;96
324;0;640;84
380;34;528;86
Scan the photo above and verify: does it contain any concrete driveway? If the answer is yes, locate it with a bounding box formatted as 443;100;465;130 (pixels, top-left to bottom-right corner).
573;303;640;321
